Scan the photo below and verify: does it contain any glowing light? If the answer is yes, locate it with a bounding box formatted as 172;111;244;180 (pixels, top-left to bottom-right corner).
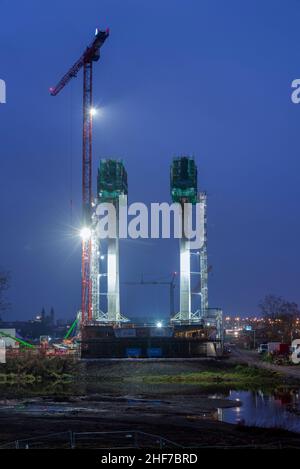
90;107;98;116
80;227;92;241
156;321;163;328
100;255;105;260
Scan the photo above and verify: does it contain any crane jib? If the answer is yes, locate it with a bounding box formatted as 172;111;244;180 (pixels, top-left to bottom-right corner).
49;29;109;96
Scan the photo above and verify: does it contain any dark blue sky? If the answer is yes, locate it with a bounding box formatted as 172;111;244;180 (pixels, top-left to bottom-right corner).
1;0;300;321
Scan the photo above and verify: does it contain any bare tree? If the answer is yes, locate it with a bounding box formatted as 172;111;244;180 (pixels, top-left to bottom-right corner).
259;294;299;318
259;294;300;342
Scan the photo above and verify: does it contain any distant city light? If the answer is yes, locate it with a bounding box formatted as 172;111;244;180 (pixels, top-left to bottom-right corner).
156;321;163;328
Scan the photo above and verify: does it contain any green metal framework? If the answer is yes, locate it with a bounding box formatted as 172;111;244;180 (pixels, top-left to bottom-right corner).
97;159;128;201
0;331;35;349
64;318;79;340
170;156;198;204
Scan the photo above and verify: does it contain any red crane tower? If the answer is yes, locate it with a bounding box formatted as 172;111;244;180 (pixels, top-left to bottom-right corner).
50;28;109;323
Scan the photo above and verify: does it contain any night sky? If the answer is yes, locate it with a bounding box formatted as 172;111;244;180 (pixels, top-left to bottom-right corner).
1;0;300;321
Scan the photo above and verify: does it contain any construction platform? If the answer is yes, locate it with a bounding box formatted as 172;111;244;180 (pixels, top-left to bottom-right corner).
80;323;222;359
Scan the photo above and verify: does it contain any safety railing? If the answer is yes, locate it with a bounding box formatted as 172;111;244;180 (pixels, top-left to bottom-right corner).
0;430;183;449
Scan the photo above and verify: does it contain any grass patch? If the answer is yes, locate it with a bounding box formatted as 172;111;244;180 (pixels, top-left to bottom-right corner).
137;364;282;390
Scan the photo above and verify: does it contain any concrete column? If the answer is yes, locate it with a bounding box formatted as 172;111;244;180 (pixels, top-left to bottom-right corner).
179;204;191;320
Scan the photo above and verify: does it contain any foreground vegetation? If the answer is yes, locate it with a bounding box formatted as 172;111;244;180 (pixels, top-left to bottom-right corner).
0;356;81;384
0;356;294;394
138;364;286;390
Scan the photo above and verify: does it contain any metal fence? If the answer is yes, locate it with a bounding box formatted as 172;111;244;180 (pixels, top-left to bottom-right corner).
1;431;298;449
0;430;183;449
0;431;73;449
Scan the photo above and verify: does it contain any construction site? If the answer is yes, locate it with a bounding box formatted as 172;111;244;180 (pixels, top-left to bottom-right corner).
0;28;224;360
47;29;224;360
4;1;300;452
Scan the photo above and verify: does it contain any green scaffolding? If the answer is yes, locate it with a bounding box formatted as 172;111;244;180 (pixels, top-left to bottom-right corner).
97;159;128;201
170;156;198;204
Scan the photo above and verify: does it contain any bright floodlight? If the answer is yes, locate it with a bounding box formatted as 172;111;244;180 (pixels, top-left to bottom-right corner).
100;255;105;260
156;321;163;328
80;226;92;241
90;107;97;116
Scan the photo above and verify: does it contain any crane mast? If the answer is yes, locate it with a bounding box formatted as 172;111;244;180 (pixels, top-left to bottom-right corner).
50;28;109;323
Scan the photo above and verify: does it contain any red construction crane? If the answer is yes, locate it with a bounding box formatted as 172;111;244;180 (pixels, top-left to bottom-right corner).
50;28;109;324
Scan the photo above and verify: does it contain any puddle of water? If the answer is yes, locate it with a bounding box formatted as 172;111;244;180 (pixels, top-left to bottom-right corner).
127;398;162;406
218;390;300;433
3;380;300;433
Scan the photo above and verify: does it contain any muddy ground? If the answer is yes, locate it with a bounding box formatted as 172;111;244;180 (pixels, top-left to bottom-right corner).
1;359;300;448
1;394;300;448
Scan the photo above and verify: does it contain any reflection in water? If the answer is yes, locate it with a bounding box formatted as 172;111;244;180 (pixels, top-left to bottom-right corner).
219;390;300;433
3;380;300;434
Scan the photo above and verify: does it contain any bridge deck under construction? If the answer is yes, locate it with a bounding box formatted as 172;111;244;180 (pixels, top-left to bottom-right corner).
80;324;222;359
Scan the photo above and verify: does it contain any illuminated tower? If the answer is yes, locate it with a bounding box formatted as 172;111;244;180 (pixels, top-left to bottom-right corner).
96;159;128;323
170;156;198;322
